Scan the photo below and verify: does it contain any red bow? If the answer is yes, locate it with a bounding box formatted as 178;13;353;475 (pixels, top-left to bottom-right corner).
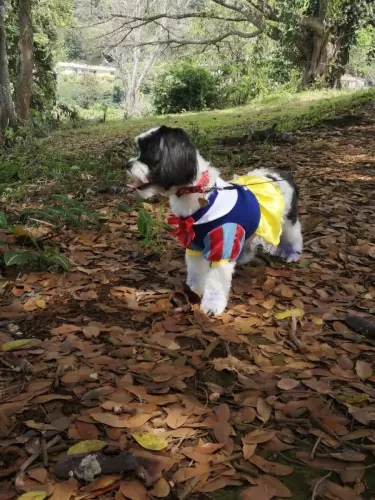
168;216;195;247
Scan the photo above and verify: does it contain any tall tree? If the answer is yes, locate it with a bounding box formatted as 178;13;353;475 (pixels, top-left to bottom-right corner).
16;0;34;120
0;0;17;131
105;0;373;88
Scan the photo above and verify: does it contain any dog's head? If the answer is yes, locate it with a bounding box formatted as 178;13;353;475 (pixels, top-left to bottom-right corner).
126;126;198;198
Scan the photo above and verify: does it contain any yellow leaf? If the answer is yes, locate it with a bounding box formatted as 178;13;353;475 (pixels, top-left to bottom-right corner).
131;432;168;451
311;316;323;325
17;493;47;500
2;339;41;352
67;440;107;455
11;226;33;238
274;308;304;320
35;299;46;309
337;393;369;404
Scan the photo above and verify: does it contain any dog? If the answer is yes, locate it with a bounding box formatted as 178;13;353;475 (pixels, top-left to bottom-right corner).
126;126;303;316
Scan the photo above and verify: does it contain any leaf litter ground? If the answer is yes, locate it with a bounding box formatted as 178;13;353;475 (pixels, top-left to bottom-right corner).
0;103;375;500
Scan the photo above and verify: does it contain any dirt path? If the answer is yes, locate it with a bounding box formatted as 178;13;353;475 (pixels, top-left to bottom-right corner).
0;103;374;500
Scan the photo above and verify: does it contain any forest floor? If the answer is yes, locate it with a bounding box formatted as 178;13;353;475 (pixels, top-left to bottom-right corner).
0;90;375;500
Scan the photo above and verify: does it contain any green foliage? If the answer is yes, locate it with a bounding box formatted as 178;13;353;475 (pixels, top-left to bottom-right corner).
137;205;166;254
5;0;74;112
152;61;219;114
348;26;375;81
0;219;70;272
20;195;100;228
57;74;119;109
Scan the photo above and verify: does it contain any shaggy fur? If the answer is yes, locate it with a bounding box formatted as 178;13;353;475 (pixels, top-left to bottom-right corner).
126;126;303;316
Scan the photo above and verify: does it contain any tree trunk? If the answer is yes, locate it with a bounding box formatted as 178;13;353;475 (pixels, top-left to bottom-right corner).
16;0;33;121
0;0;17;131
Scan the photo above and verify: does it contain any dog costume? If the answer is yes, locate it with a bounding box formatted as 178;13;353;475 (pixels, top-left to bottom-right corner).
168;174;285;266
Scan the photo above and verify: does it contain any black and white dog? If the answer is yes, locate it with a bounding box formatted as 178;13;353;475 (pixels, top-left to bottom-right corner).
126;126;302;316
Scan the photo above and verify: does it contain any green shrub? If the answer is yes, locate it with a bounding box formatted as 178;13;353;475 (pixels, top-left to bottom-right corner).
152;61;219;114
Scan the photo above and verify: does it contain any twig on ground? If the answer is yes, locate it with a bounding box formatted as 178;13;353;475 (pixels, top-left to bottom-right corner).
19;435;61;473
311;471;331;500
289;316;306;353
311;436;322;460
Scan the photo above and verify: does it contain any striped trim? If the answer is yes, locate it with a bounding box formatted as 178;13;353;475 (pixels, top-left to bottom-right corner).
186;248;203;257
211;259;230;268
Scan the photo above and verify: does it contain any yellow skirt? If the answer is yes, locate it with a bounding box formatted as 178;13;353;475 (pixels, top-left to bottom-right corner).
231;175;284;247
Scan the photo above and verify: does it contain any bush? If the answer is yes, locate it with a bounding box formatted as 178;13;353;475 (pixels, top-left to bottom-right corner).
152;61;219;114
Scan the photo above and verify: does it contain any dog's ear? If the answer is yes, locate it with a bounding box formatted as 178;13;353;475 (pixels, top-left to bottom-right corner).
152;127;198;189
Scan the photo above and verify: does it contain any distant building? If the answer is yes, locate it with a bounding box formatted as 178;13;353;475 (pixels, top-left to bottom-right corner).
341;74;367;89
56;62;117;79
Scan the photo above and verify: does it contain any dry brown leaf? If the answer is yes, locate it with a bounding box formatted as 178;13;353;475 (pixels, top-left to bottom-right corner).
195;443;224;454
212;355;259;375
120;480;148;500
243;429;277;444
149;478;170;498
241;485;276;500
91;413;128;428
277;379;300;390
49;480;78;500
76;421;99;440
165;407;188;429
250;455;293;476
82;325;101;339
51;324;81;335
356;360;373;379
243;443;257;460
213;421;232;444
201;477;243;493
214;404;230;422
255;475;292;498
257;398;272;423
24;421;58;431
27;468;48;484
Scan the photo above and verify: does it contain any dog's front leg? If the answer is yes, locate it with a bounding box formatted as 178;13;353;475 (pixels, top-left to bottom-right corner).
201;261;236;316
186;252;210;296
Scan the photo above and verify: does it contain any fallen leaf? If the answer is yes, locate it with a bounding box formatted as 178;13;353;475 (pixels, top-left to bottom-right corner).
131;432;168;451
212;355;259;375
51;324;81;335
91;413;128;428
27;468;48;484
274;309;304;320
195;443;224;454
149;478;170;498
257;398;272;423
255;475;292;498
165;407;188;429
82;325;101;339
16;494;47;500
67;440;107;455
330;451;366;462
277;379;300;390
356;360;372;379
120;480;148;500
243;429;277;444
243;443;257;460
24;421;58;431
250;455;293;476
2;339;41;352
75;421;99;441
241;485;275;500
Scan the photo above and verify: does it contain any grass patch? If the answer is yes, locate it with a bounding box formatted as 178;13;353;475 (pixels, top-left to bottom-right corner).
1;88;374;200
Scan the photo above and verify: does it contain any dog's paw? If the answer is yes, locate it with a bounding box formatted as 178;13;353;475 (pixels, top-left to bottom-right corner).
201;289;227;316
277;243;301;263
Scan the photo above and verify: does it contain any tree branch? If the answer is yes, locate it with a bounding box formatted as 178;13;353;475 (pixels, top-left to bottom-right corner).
244;0;279;22
110;12;249;23
117;29;263;49
299;15;325;37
